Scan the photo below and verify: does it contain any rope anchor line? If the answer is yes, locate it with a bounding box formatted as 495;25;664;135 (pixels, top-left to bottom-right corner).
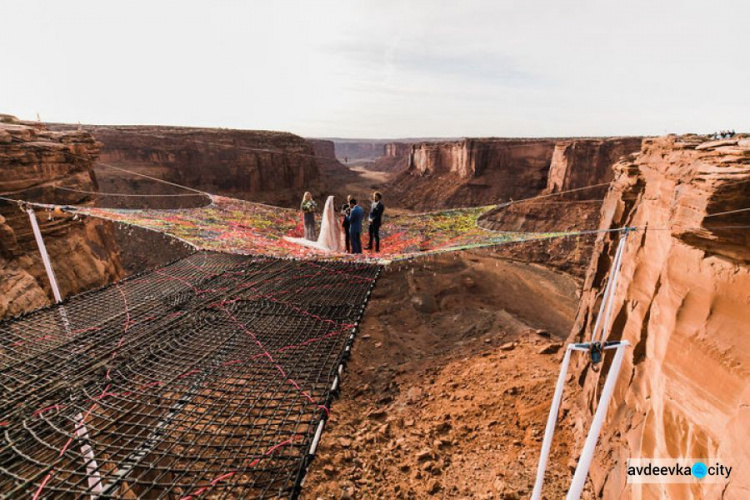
532;229;632;500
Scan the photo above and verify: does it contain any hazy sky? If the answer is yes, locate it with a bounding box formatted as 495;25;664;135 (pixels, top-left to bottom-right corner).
4;0;749;138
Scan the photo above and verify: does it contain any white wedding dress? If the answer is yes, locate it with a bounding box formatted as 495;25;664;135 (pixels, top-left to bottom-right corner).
285;195;345;252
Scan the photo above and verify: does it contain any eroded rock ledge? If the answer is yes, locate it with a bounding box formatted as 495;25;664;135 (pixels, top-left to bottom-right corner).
0;123;123;319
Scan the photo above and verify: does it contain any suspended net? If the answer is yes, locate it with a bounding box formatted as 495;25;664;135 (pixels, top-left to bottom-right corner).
77;195;557;262
0;252;380;498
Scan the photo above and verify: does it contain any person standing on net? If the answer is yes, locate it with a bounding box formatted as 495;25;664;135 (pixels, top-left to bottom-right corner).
348;198;364;254
300;191;318;241
341;194;352;253
366;191;385;252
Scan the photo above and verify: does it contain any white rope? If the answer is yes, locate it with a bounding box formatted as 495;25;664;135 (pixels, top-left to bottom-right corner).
74;412;104;498
532;229;632;500
92;162;207;195
532;345;574;499
590;230;629;344
27;208;63;303
54;185;205;197
531;342;630;500
597;233;629;344
28;208;103;497
567;342;629;499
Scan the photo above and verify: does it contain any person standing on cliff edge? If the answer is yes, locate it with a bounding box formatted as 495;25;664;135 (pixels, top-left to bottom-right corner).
365;191;384;252
301;191;318;241
348;198;364;254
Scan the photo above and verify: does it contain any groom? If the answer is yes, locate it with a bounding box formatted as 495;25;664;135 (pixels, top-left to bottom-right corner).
366;191;384;252
348;198;364;254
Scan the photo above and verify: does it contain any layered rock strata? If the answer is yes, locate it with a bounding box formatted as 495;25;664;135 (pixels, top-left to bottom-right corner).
393;137;643;211
390;139;556;210
48;125;322;208
544;137;643;199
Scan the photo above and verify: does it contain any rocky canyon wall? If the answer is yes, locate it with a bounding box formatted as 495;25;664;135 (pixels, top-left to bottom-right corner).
394;137;642;211
0;122;124;319
476;138;643;277
367;142;411;173
566;135;750;499
307;138;358;180
544;137;643;199
48;125;322;208
390;139;556;210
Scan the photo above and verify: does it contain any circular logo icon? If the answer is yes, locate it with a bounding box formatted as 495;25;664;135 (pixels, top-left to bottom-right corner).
692;462;708;479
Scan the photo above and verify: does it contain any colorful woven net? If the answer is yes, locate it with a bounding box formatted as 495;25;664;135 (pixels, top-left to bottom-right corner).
79;195;549;262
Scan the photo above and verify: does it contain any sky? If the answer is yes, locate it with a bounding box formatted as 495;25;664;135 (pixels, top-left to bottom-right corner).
3;0;749;138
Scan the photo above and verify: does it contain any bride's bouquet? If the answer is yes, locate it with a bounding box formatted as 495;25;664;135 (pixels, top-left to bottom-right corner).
301;199;318;213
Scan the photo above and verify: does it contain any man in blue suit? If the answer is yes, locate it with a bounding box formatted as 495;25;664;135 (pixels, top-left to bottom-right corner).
348;198;364;254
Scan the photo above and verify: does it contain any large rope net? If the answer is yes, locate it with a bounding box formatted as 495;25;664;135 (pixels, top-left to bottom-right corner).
78;195;553;262
0;251;380;498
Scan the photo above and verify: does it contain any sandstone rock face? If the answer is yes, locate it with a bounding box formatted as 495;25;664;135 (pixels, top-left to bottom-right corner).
392;137;643;211
409;138;555;180
0;123;124;319
307;139;357;180
567;135;750;499
367;142;411;173
48;125;322;208
390;139;556;210
544;137;642;199
385;142;411;159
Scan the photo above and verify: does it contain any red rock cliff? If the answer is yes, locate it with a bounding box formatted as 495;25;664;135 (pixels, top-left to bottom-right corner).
0;123;124;319
566;135;750;499
48;125;322;208
476;138;642;277
367;142;411;173
390;139;556;210
544;137;643;199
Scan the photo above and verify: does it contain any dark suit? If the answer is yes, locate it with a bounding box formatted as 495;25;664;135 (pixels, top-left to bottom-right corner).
367;201;385;252
348;205;364;254
341;203;351;253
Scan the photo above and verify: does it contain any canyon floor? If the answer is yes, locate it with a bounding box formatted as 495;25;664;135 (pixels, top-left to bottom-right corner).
303;251;582;499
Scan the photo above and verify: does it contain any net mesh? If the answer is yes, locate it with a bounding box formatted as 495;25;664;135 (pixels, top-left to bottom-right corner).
0;252;380;499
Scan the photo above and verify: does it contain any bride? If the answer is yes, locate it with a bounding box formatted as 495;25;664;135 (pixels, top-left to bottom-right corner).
286;195;345;252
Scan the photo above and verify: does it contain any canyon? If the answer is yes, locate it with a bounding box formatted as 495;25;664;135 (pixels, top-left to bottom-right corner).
48;124;325;208
477;137;643;277
328;139;431;173
1;120;748;498
389;137;642;211
1;122;322;319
